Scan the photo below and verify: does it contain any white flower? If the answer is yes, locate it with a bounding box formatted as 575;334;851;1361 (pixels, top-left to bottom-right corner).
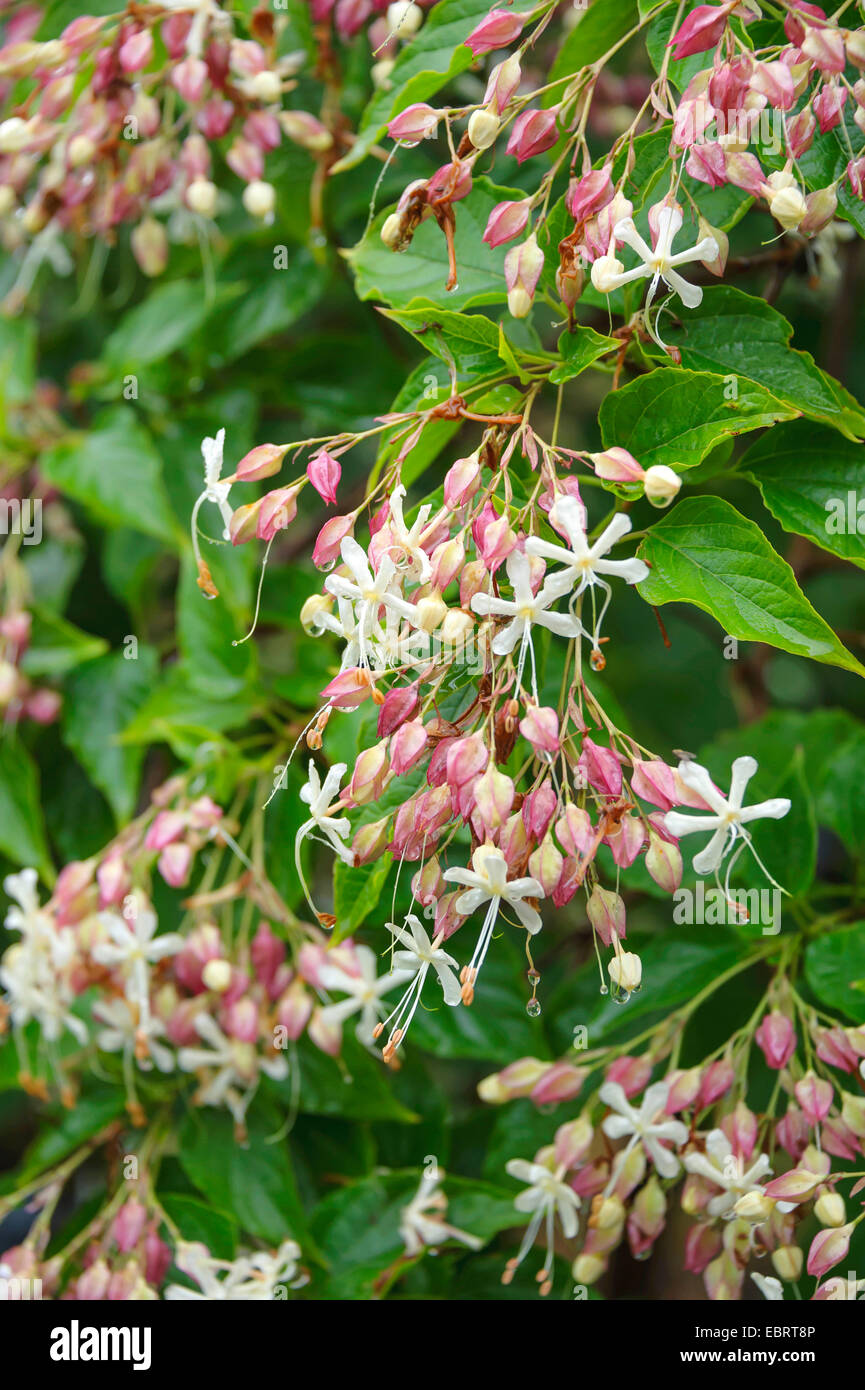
93;998;175;1073
663;756;790;882
297;760;354;864
399;1170;483;1257
164;1239;304;1301
93;894;183;1019
471;548;583;696
178;1013;288;1128
443;844;543;1003
504;1152;581;1292
382;484;433;583
324;537;417;666
377;914;461;1058
752;1272;784;1301
1;868;85;1045
525;497;648;651
591;202;718;315
682;1129;775;1219
318;944;415;1048
599;1080;688;1180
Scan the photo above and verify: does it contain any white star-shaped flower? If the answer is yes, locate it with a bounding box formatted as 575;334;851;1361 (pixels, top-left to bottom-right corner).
663;756;790;880
92;894;183;1019
324;537;417;666
471;548;583;696
591;202;718;315
93;997;175;1073
381;484;433;583
525;497;648;650
319;944;415;1048
165;1238;303;1301
599;1079;689;1180
377;914;462;1059
504;1152;581;1292
178;1013;287;1128
444;844;544;1003
752;1272;784;1300
682;1129;775;1219
399;1170;483;1257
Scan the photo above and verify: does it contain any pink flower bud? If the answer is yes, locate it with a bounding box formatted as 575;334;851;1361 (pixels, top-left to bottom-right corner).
801;23;846;73
482;198;531;248
474;508;517;568
786;105;816;158
684;1222;722;1275
807;1223;853;1280
552;860;582;907
553;1115;593;1168
699;1058;735;1108
504;233;545;319
666;1067;703;1113
229;501;261;545
313;514;354;568
530;1061;586;1106
430;536;465;590
645;832;683;892
411;857;444;906
112;1199;147;1252
197;98;235;139
387;103;441;143
350;817;389;866
277;981;313;1040
226;137;264;183
145;809;186;851
251;922;286;993
763;1168;824;1203
159;841;192;887
280;111;331;152
506;108;558;165
578;737;622;798
171;55;208;103
498;811;528;864
567;166;614;222
528;834;563;895
631;758;677;811
587;884;626;947
755;1011;796;1070
784;2;826;45
724;150;768;196
483;53;522;113
377;683;419;736
319;666;373;709
222;997;258;1043
813;83;847;133
131;217;168;277
390;718;428;775
472;764;515;832
257;485;300;541
776;1105;809;1160
175;924;222;994
605;1054;651;1098
97;852;130;908
444;453;481;507
519;704;559;755
464;9;526;57
588;447;645;484
427;159;473;203
686;141;728;189
245;111;282;151
446;734;488;787
119;29;153;73
750;59;795;109
556;804;593;857
668;3;734;61
605;815;645;869
794;1071;833;1126
307;449;341;505
236;443;288;481
478;1056;548;1102
349;744;389;804
24;688;62;724
522;782;558;840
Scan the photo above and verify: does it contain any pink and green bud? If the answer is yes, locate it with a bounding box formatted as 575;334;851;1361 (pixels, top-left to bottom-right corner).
307;449;341;505
528;834;564;896
473;764;515;831
351;816;390;865
430;536;466;590
377;682;419;736
519;704;559;755
235;443;288;481
313;514;354;569
522;782;558;840
349;743;389;804
605;1053;651;1097
483;53;522;113
257;485;301;541
800;23;846;74
280;111;332;152
587;885;626;947
387;103;441;144
530;1061;586;1106
276;982;312;1039
505;107;558;165
794;1071;833;1125
800;185;838;235
763;1168;824;1203
131;217;168;277
554;1115;593;1167
645;832;683;893
755;1011;796;1070
158;841;192;888
229;500;261;545
119;28;153;73
464;9;526;57
567;166;614;222
578;737;623;797
668;3;735;61
390;718;428;774
320;666;374;710
665;1067;702;1113
807;1223;853;1280
444;452;481;507
556;804;593;857
504;233;544;318
588;447;644;484
477;1056;548;1103
482;198;531;248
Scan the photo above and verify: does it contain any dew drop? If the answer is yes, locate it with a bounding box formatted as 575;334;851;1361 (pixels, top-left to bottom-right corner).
526;998;542;1018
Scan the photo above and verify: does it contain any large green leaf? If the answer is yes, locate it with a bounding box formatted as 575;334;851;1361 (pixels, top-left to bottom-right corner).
806;927;865;1025
0;740;53;880
62;647;159;823
382;307;503;376
600;368;797;472
347;178;519;312
39;409;180;543
548;0;639;88
102;280;211;370
655;288;865;440
20;606;107;678
332;0;495;171
178;1102;309;1247
741;421;865;571
637;497;865;677
814;727;865;858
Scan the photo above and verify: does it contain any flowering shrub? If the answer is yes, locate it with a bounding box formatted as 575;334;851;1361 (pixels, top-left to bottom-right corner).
2;0;865;1304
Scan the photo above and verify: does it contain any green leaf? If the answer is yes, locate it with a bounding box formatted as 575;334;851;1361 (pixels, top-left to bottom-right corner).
118;664;257;753
549;326;618;385
268;1037;418;1123
102;280;211;369
16;1086;124;1183
382;307;502;376
178;1102;309;1247
332;0;495;171
410;941;554;1063
806;926;865;1025
741;422;865;571
637;497;865;677
654;287;865;440
333;855;392;940
62;647;159;823
549;0;639;89
176;555;255;698
347;177;520;312
40;408;180;543
0;316;36;406
159;1194;238;1260
0;740;53;879
814;727;865;858
599;368;797;472
20;606;107;678
204;249;328;364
